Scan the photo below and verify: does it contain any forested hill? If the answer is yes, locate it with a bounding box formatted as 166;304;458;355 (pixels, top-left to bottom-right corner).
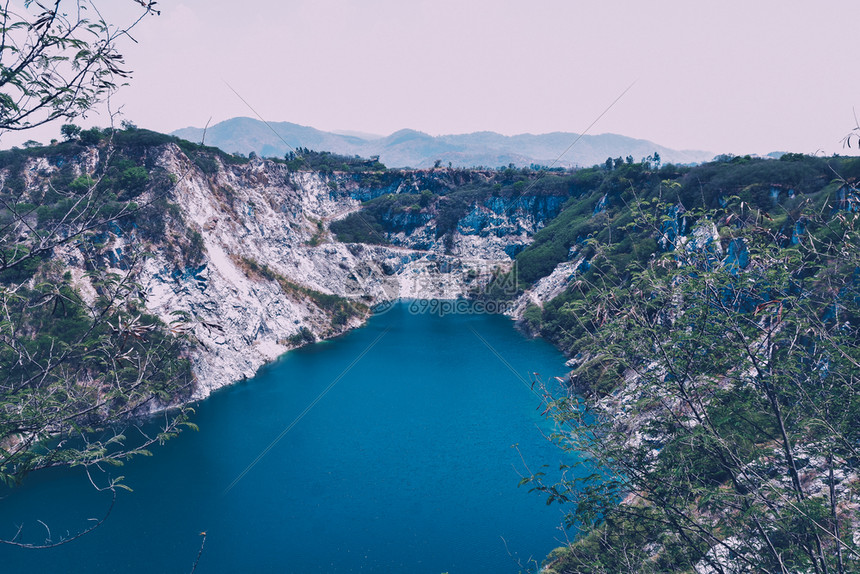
505;154;860;573
509;153;860;347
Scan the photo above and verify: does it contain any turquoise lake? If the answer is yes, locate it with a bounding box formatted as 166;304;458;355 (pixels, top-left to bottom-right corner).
0;302;577;573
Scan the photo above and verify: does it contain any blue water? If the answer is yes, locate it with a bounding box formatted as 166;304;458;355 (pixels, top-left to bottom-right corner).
0;303;578;573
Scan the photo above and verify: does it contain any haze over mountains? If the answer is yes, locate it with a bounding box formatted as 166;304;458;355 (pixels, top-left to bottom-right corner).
171;117;714;169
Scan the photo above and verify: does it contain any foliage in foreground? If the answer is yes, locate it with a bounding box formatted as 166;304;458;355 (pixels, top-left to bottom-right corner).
527;187;860;572
0;125;207;549
0;132;200;492
0;0;205;549
0;259;195;486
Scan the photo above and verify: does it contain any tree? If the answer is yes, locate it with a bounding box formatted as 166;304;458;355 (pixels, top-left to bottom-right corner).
60;122;81;141
0;1;160;136
78;125;103;145
0;0;198;549
529;193;860;572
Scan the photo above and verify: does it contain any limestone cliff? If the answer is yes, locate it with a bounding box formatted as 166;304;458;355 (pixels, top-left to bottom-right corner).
18;140;561;399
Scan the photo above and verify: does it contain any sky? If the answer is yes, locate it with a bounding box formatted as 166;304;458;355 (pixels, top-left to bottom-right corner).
6;0;860;157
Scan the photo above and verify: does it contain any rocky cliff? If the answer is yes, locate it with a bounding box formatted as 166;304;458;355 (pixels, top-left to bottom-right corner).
15;138;564;399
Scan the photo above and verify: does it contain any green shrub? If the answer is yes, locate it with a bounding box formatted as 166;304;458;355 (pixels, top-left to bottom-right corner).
69;175;96;194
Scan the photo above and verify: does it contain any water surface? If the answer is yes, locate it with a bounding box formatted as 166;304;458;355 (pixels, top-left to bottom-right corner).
0;303;576;573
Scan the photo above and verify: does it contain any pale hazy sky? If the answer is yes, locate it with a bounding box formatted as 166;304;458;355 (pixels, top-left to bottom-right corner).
7;0;860;156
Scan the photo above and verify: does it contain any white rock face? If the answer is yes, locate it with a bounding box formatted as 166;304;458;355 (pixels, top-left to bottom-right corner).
18;144;555;400
130;146;516;398
509;256;585;319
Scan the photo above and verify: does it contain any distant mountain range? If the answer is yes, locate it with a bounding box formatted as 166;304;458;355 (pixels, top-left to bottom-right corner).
171;117;714;169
